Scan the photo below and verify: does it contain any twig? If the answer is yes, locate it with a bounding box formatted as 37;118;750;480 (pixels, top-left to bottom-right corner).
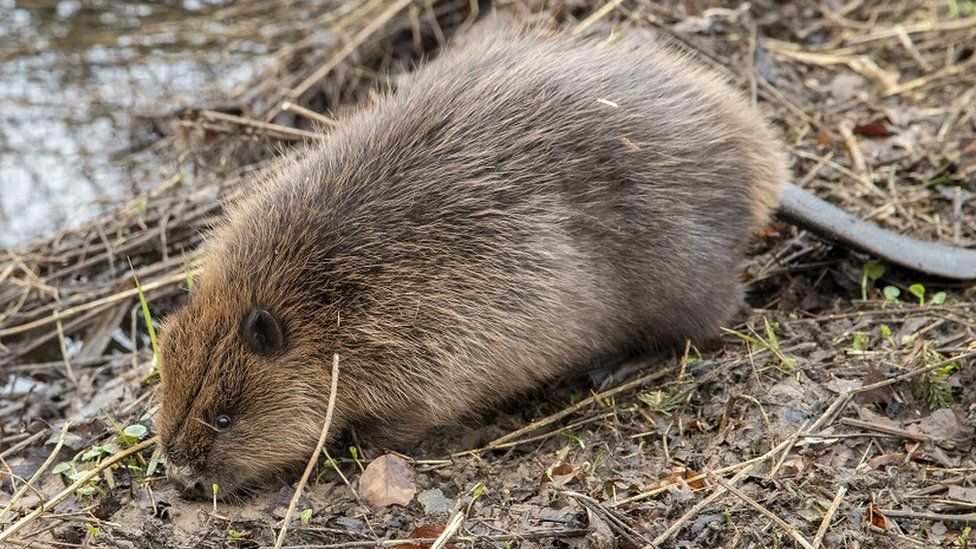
274;353;341;549
714;476;814;549
0;423;70;523
837;418;927;443
0;270;193;338
572;0;626;35
430;508;465;549
281;0;415;106
649;427;804;545
280;101;340;129
878;509;976;525
483;361;673;449
813;485;847;549
0;436;157;543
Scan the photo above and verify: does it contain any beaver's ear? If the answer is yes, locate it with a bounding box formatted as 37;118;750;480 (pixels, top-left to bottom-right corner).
242;307;285;356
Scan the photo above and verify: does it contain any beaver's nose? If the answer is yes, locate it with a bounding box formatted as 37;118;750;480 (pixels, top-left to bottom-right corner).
167;465;205;499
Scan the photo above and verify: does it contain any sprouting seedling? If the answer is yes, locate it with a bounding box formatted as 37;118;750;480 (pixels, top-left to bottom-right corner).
722;316;796;373
861;260;885;300
300;508;313;525
931;291;947;305
908;283;926;305
880;324;894;345
349;446;364;472
212;483;219;512
882;286;901;306
851;332;870;351
129;258;162;379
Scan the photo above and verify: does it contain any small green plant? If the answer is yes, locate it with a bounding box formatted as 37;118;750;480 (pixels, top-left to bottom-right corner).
852;332;870;351
955;525;972;546
212;483;219;512
130;258;162;377
722;316;796;373
300;508;313;525
559;431;585;449
638;389;684;415
349;446;364;472
908;283;926;305
861;260;885;300
880;324;892;340
86;523;100;538
883;286;901;305
227;529;249;539
912;345;960;410
932;291;948;305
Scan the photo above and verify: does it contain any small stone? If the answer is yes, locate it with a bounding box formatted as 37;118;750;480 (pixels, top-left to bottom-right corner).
417;488;452;515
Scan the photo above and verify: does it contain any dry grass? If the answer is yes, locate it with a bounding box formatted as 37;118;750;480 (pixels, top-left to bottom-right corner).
2;0;976;547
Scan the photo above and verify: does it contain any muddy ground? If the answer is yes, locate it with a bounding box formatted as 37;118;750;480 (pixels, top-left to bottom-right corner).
2;0;976;547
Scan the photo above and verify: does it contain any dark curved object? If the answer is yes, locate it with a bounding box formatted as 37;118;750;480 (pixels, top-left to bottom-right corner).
777;183;976;281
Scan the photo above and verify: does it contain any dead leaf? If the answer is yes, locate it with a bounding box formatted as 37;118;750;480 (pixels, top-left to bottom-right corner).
826;378;862;393
358;454;417;508
867;453;904;469
947;486;976;505
865;503;887;529
853;121;895;138
397;525;448;549
397;524;451;549
913;408;970;444
658;467;706;490
776;457;806;478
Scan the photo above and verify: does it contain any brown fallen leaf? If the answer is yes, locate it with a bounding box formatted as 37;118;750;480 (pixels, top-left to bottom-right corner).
852;120;895;138
867;453;904;469
397;524;451;549
658;467;706;490
358;454;417;508
865;503;887;529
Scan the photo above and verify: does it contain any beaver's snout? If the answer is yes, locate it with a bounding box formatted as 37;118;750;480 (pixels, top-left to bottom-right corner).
167;464;207;500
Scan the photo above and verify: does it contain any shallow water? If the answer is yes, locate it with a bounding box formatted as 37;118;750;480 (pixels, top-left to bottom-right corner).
0;0;267;247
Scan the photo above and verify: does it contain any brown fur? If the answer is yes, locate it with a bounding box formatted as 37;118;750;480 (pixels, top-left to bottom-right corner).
156;26;787;497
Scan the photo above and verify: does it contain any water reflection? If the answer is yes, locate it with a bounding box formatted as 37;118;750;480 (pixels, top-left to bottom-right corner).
0;0;264;246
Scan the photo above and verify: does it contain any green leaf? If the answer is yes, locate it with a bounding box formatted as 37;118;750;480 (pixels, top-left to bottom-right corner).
908;283;926;304
932;291;947;305
852;332;870;351
52;461;73;475
883;286;901;301
123;424;147;439
81;446;104;462
863;260;885;280
301;508;313;525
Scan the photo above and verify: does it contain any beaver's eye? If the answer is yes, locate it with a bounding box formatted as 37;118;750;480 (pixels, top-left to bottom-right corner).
242;307;285;356
215;415;232;431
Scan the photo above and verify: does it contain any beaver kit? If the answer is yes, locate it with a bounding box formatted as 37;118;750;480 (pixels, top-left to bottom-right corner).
156;26;976;497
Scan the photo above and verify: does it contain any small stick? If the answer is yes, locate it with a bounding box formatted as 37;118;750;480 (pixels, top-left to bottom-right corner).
573;0;626;35
274;353;341;549
877;509;976;525
0;270;193;338
838;418;927;443
282;0;415;105
649;428;802;545
430;508;465;549
485;362;673;448
280;101;339;129
0;423;70;522
197;110;324;141
813;485;847;549
714;476;814;549
0;436;157;543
